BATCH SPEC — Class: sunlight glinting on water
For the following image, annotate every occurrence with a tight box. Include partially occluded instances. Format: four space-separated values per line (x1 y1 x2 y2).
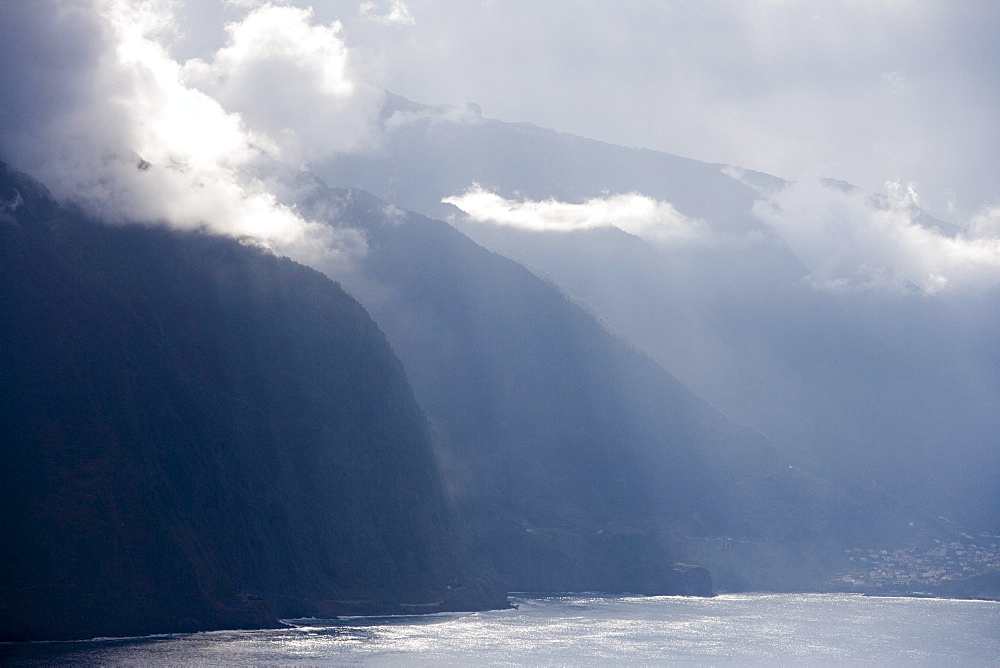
3 593 998 666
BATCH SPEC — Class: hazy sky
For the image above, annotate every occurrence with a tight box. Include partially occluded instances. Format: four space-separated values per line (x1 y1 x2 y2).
168 0 1000 224
1 0 996 232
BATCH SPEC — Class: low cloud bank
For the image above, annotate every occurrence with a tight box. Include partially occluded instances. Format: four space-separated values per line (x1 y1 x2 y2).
0 0 378 271
443 185 709 244
446 179 1000 296
753 179 1000 293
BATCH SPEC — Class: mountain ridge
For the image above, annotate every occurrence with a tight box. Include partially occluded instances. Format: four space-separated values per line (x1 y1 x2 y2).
289 179 888 594
0 160 506 641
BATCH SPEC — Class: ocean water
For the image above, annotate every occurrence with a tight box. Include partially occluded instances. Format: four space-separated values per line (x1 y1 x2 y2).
3 593 998 666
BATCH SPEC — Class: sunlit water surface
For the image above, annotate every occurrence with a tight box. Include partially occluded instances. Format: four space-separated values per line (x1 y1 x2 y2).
3 593 998 665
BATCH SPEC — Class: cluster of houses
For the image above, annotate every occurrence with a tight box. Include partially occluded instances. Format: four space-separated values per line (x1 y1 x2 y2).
837 533 999 591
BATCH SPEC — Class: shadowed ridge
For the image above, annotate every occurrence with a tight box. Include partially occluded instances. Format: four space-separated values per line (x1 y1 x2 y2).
0 160 506 642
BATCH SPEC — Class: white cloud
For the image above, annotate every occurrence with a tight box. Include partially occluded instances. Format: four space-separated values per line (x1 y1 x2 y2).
753 179 1000 293
337 0 999 225
0 0 369 273
967 205 1000 239
443 185 708 244
182 3 383 166
360 0 415 26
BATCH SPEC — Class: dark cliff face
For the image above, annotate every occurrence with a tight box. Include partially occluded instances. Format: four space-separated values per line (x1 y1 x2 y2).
0 162 504 642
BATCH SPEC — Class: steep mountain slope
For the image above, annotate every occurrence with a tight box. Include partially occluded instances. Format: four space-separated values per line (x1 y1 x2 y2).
294 181 888 594
315 95 999 535
445 215 1000 530
0 162 505 642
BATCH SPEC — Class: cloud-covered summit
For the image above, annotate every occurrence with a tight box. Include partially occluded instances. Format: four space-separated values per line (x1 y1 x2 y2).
0 0 377 269
753 179 1000 294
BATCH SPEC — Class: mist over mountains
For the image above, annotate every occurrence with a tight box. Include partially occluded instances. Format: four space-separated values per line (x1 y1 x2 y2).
1 0 997 643
318 94 1000 534
292 180 902 594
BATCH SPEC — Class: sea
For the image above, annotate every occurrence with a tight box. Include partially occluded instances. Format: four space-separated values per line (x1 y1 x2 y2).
2 593 998 666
